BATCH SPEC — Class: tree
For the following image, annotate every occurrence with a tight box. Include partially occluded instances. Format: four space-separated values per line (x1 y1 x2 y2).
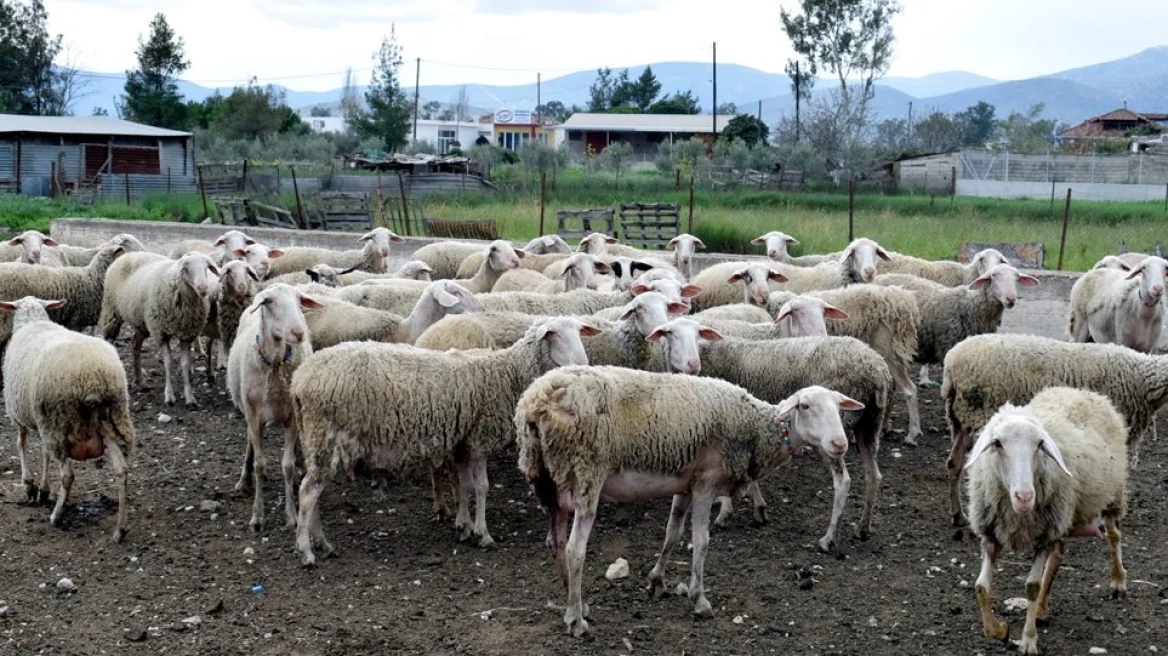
419 100 441 119
119 13 189 129
996 103 1060 152
784 57 815 141
913 111 961 152
535 100 570 123
212 80 300 141
781 0 901 170
716 102 738 115
340 66 362 128
0 0 63 115
648 91 701 115
48 44 92 116
720 114 769 146
627 66 661 112
954 101 996 147
91 106 108 116
451 85 470 123
351 28 413 152
872 117 912 158
587 67 615 112
607 69 634 109
310 105 332 117
600 141 634 189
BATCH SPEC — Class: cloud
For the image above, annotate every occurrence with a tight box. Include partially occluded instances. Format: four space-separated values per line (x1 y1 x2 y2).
473 0 662 15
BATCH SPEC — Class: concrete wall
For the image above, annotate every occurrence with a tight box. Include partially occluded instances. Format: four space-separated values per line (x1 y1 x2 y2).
52 217 1160 346
958 179 1168 202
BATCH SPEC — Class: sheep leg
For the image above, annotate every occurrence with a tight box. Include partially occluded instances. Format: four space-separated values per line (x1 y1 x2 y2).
1104 514 1127 599
204 336 216 385
454 461 474 539
37 440 51 504
281 424 299 529
974 539 1009 641
245 407 266 532
234 436 255 493
819 454 851 554
747 481 767 525
855 431 883 541
161 340 176 406
686 490 716 619
295 469 333 567
469 458 495 548
917 364 935 387
647 493 691 600
563 492 599 638
179 340 197 409
428 463 451 521
553 500 572 588
890 361 922 444
713 495 733 526
106 440 129 543
49 458 74 528
16 425 37 501
130 331 147 389
1018 547 1051 655
1034 541 1064 619
946 428 969 527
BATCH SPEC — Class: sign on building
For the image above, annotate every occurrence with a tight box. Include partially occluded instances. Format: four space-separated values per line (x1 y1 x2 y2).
494 109 533 125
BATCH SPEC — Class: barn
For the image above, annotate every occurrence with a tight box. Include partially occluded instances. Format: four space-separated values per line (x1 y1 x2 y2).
0 114 196 200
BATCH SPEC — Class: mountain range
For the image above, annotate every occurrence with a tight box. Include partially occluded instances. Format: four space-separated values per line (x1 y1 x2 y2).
73 46 1168 129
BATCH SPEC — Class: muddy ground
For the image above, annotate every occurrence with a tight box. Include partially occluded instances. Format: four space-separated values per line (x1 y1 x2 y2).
0 349 1165 656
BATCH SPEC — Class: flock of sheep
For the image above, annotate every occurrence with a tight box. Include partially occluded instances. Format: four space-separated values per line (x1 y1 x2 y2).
0 221 1164 652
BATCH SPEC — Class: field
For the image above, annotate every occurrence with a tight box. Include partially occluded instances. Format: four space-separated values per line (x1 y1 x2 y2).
3 166 1168 272
0 343 1165 655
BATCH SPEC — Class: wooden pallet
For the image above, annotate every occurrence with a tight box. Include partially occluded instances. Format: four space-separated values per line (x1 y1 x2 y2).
312 191 373 231
617 202 681 250
423 217 499 240
555 209 615 244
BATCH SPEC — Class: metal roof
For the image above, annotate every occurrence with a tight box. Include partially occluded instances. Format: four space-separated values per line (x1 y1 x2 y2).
0 114 191 138
560 113 735 134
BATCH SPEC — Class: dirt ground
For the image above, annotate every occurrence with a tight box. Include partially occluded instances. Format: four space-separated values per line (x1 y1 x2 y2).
0 348 1165 656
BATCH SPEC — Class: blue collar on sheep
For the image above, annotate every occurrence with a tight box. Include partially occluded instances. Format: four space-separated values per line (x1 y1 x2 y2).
778 416 805 458
255 334 294 366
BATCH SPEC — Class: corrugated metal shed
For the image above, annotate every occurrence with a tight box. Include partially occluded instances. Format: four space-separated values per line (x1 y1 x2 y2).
561 113 734 134
0 144 12 176
0 114 191 138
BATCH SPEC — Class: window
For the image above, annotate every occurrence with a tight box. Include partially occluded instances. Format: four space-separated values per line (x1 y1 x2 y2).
312 120 325 129
498 131 529 151
437 129 456 153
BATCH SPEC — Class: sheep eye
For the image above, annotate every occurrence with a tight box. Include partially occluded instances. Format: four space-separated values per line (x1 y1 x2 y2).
991 439 1001 449
799 402 809 410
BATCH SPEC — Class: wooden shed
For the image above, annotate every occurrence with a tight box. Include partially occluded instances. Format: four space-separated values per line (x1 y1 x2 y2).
887 151 959 194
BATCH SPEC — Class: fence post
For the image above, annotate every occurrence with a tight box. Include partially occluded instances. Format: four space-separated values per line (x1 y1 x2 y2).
167 167 172 194
50 161 56 198
241 159 249 192
1057 188 1072 271
397 173 410 236
687 171 695 234
1050 180 1056 212
539 170 547 237
197 165 209 219
124 174 131 205
848 178 856 242
1164 181 1168 214
950 165 956 205
675 168 681 191
291 165 307 230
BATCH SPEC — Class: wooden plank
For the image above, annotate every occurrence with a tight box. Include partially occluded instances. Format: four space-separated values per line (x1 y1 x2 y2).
618 202 680 250
556 209 615 242
423 218 498 240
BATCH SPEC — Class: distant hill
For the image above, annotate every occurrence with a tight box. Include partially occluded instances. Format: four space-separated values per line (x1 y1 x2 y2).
70 45 1168 129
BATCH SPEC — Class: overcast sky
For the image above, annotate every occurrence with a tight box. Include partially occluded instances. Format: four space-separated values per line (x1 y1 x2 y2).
47 0 1168 91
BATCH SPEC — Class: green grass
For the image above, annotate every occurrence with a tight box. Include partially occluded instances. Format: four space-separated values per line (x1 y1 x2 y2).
0 193 208 233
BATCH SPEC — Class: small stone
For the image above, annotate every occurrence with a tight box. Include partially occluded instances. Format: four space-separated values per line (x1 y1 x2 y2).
605 557 630 581
243 547 255 557
125 628 147 642
1004 597 1028 612
867 616 879 627
209 513 218 521
0 606 9 618
1089 648 1107 655
157 414 172 424
199 500 221 512
182 616 201 627
1148 646 1158 653
733 615 744 624
206 599 224 616
55 578 75 592
959 580 970 588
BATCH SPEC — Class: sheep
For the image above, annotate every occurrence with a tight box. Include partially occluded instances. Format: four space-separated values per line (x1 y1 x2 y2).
204 260 261 383
456 248 567 279
873 263 1040 386
601 255 682 291
524 234 572 254
232 243 286 280
167 229 256 264
411 240 485 279
265 263 358 288
475 288 634 316
877 247 1007 286
1068 254 1168 353
303 279 483 350
339 278 432 315
52 234 146 267
99 251 220 408
450 240 526 293
667 233 705 280
227 283 324 531
515 366 863 634
1 296 134 542
941 333 1168 525
692 303 773 323
1093 255 1132 271
326 260 437 286
576 231 665 260
965 386 1128 655
266 227 405 277
291 316 601 566
0 236 144 354
680 334 891 552
1 230 63 265
1117 251 1153 268
698 295 849 340
492 253 610 293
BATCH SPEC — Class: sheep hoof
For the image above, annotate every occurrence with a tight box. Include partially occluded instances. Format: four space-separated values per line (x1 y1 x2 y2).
249 518 263 533
24 482 38 502
751 507 768 526
951 513 969 528
185 401 199 411
36 487 50 504
477 534 496 548
855 525 871 541
112 527 126 543
692 597 714 619
566 616 589 638
646 579 664 601
300 553 316 568
817 536 836 554
1109 584 1127 600
982 617 1009 642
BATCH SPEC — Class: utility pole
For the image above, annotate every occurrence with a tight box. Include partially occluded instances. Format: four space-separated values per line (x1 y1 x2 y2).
907 101 913 143
757 99 762 122
536 72 542 141
794 61 802 142
412 58 421 143
712 42 718 139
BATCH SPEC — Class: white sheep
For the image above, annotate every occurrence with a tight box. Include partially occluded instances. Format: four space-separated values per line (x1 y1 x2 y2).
452 240 526 293
2 230 63 265
475 288 634 316
965 386 1127 655
873 263 1040 386
304 280 483 349
877 247 1007 286
231 243 286 280
942 333 1168 525
1 296 135 542
340 278 432 315
752 231 832 267
691 303 773 323
330 260 437 286
1117 251 1153 268
99 251 220 408
227 283 324 531
204 260 261 383
515 366 862 634
1092 255 1132 271
167 229 256 264
491 253 610 293
524 234 572 254
456 249 568 279
266 227 404 277
667 233 705 280
697 295 849 340
1068 254 1168 353
265 263 357 288
291 316 600 566
412 240 487 279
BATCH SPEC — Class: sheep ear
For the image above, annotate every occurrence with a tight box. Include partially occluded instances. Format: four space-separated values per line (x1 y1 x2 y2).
776 393 800 417
245 265 260 281
514 248 527 259
876 246 892 262
823 303 849 320
964 430 997 469
605 236 618 244
785 236 800 246
968 274 991 290
697 326 724 341
609 262 624 278
1017 274 1040 287
727 271 747 284
631 261 654 274
213 235 227 247
0 301 17 312
645 327 668 343
666 301 690 314
389 231 406 244
593 261 612 274
7 236 23 246
630 283 651 296
833 391 865 411
244 236 257 245
619 305 638 321
774 303 794 324
267 248 285 259
246 298 265 314
340 266 360 275
767 270 788 283
750 236 766 245
693 238 706 250
1125 265 1145 280
434 287 461 308
1038 433 1072 476
42 237 59 247
207 263 221 277
578 323 602 337
306 269 321 282
43 298 67 310
667 236 679 250
679 284 702 298
232 247 247 258
299 294 325 310
358 232 373 242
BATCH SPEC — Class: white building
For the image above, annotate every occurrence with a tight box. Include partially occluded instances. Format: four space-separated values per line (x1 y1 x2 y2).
303 116 347 134
412 119 493 154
